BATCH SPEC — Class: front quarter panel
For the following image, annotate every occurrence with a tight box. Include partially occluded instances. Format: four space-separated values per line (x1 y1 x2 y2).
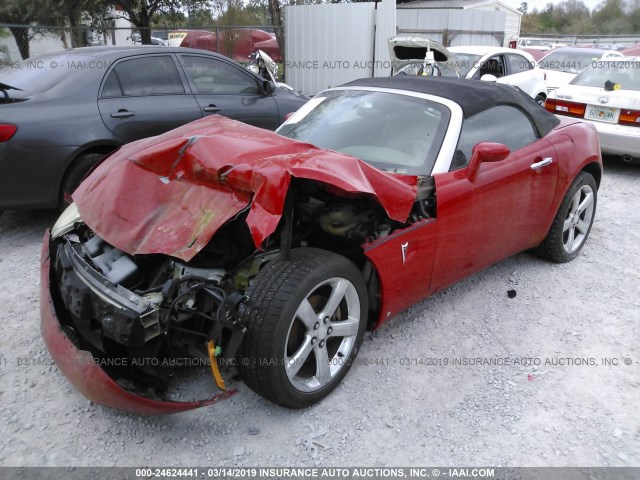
364 219 437 328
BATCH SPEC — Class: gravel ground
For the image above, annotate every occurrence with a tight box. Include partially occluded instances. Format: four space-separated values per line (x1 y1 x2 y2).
0 157 638 468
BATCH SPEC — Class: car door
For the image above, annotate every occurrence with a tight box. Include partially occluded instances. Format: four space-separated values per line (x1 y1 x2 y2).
498 53 541 98
177 54 280 130
429 105 559 292
98 54 202 143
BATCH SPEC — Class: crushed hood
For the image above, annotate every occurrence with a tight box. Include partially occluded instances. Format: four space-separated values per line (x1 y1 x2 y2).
73 115 418 261
388 34 458 76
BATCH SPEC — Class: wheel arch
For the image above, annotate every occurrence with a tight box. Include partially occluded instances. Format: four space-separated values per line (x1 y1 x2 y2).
581 161 602 189
59 141 121 193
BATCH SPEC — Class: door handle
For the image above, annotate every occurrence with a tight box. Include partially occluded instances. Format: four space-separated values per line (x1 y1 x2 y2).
531 157 553 170
110 109 134 118
203 105 221 113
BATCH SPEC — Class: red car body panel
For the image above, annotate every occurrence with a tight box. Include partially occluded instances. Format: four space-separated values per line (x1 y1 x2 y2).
623 44 640 56
548 117 602 200
430 137 560 292
178 29 282 63
364 219 437 326
73 115 418 262
40 231 237 415
363 119 600 325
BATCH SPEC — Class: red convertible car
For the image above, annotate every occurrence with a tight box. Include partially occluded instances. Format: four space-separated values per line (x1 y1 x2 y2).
40 77 602 415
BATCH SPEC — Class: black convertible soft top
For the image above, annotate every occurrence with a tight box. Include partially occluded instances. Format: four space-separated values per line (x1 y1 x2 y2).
343 76 560 137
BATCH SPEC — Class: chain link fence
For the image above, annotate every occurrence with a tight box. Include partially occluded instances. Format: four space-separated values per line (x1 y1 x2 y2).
0 24 283 65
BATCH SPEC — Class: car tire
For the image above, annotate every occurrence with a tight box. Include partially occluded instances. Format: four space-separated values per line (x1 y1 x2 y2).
58 153 105 210
534 171 597 263
237 248 368 408
535 93 546 106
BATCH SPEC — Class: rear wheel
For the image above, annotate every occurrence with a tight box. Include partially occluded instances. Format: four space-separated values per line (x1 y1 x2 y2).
58 153 106 210
534 171 597 263
237 248 368 408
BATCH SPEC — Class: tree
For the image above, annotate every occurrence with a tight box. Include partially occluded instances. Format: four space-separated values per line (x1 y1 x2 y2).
245 0 270 25
592 0 632 33
49 0 111 48
267 0 284 58
187 6 215 27
521 8 544 33
551 0 591 33
112 0 178 44
151 10 186 28
630 0 640 32
518 2 528 14
213 0 239 56
0 0 41 59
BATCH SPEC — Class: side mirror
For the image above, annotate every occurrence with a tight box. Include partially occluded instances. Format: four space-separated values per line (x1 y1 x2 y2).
466 142 510 182
262 80 274 95
480 74 498 82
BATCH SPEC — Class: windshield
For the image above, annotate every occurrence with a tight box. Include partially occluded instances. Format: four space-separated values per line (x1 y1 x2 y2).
571 60 640 91
0 53 78 97
396 62 459 77
395 53 480 78
522 39 547 47
539 50 605 73
277 90 451 175
449 53 482 77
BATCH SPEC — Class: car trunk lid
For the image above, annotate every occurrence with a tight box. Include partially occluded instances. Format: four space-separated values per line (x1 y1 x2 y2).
388 34 459 76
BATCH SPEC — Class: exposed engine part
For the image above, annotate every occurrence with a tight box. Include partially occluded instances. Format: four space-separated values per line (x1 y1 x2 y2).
53 227 249 372
55 242 163 348
414 176 437 219
82 234 141 287
319 204 370 236
294 178 435 251
232 251 281 291
172 261 225 284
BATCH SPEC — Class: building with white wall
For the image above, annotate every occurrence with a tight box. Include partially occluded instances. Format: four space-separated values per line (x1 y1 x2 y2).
285 0 522 94
397 0 522 47
285 0 396 95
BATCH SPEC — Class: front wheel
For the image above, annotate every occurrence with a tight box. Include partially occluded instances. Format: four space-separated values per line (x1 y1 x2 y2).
534 171 597 263
237 248 368 408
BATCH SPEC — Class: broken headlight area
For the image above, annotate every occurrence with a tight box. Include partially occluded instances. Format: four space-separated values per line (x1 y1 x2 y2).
50 223 250 400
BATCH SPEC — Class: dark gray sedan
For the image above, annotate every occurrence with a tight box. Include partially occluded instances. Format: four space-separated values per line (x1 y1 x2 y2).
0 46 308 210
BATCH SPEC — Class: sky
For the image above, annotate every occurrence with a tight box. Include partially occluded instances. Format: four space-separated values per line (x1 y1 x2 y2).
501 0 605 13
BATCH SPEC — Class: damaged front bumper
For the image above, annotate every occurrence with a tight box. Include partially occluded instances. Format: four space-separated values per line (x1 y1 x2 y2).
40 230 237 415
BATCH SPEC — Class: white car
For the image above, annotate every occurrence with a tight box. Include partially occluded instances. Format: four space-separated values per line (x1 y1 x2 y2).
545 57 640 163
389 37 548 105
539 47 623 95
447 46 548 104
